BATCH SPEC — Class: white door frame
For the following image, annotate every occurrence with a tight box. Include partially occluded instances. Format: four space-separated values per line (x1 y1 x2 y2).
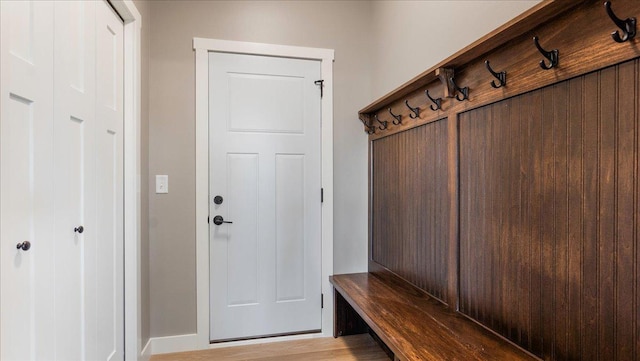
194 38 334 350
106 1 144 360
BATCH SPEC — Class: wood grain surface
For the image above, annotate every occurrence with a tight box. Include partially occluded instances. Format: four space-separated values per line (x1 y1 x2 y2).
371 120 450 303
459 57 640 360
330 273 539 361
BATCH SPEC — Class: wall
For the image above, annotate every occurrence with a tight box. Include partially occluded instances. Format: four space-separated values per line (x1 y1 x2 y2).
145 0 541 339
132 0 151 349
370 1 540 99
147 0 374 337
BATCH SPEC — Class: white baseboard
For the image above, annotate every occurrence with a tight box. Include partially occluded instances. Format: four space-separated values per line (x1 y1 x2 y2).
149 333 199 355
139 338 152 360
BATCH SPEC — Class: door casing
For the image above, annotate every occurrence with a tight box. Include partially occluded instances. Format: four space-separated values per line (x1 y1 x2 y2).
194 38 334 352
109 1 144 359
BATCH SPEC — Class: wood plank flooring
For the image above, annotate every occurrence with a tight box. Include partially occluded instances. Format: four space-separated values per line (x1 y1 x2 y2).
150 334 390 361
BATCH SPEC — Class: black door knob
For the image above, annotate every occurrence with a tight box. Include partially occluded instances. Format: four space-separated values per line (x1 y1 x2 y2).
74 226 84 234
213 195 223 205
16 241 31 251
213 215 232 226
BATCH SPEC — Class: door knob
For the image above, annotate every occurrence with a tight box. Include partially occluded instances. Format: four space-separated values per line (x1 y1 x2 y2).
213 215 232 226
16 241 31 251
74 226 84 234
213 195 223 205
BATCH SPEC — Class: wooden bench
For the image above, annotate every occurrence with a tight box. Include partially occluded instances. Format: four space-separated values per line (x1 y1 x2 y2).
330 272 539 361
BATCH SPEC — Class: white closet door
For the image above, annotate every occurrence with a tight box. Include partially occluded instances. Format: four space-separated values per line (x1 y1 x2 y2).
0 2 55 360
1 1 124 360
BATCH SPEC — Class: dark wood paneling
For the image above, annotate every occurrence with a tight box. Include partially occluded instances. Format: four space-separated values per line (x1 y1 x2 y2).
371 120 450 302
459 58 640 360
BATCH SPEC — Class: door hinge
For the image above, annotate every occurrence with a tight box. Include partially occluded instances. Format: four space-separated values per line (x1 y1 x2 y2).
314 80 324 98
321 293 324 308
321 188 324 203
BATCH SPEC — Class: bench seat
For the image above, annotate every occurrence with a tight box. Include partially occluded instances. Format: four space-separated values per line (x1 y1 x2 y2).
330 272 538 361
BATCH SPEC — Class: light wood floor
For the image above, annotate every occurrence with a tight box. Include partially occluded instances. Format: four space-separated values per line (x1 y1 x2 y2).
150 334 390 361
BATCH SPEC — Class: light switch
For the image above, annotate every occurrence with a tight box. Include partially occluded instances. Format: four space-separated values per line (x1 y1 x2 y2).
156 175 169 194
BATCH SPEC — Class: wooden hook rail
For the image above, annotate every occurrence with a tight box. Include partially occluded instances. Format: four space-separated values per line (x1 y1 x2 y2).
358 0 640 138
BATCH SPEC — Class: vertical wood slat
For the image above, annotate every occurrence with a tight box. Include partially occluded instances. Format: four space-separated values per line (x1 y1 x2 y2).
371 119 450 302
458 58 639 360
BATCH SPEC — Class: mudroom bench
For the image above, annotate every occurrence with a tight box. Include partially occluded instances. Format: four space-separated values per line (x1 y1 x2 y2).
340 0 640 360
330 272 537 361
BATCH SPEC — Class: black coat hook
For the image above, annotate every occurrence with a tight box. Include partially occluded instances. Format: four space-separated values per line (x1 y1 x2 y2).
425 90 442 111
533 36 559 70
605 1 636 43
485 60 506 88
388 108 402 125
405 100 420 119
360 117 375 134
450 77 469 101
374 113 388 130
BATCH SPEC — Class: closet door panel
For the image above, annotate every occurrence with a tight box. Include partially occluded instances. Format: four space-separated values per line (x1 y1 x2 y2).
52 3 97 359
0 2 55 360
94 1 124 359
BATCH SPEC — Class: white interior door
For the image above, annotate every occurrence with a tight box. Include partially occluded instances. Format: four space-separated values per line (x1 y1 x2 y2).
1 1 124 360
209 52 322 341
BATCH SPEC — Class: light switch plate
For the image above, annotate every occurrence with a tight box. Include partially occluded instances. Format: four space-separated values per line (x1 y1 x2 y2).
156 175 169 194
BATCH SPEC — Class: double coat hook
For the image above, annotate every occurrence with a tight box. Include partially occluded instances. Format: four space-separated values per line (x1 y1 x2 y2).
374 113 388 130
425 90 442 111
604 1 636 43
450 77 469 101
485 60 506 88
533 36 559 70
405 100 420 119
388 108 402 125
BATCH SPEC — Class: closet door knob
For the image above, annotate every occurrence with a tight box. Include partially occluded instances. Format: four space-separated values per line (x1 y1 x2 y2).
74 226 84 234
16 241 31 251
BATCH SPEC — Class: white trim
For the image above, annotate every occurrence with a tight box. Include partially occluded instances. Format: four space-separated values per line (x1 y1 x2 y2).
194 46 210 348
140 339 152 361
111 1 143 360
149 334 199 355
193 38 333 61
194 38 335 350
